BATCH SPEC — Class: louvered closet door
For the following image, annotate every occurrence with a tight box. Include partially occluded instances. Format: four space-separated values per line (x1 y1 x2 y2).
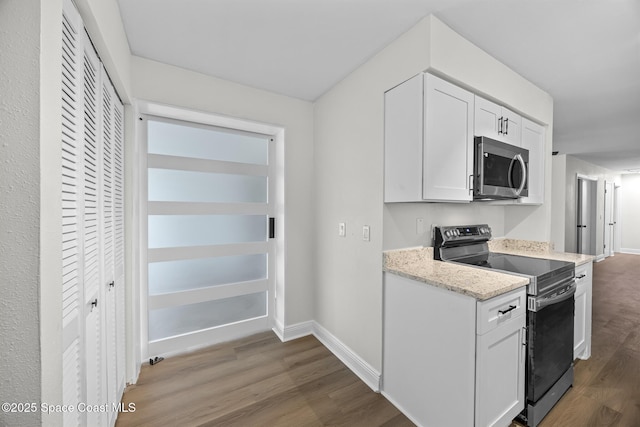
82 30 107 427
61 3 84 426
101 69 126 426
113 82 126 399
62 2 126 426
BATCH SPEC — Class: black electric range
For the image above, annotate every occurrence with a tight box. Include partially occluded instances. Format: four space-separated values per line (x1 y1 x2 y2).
433 224 576 427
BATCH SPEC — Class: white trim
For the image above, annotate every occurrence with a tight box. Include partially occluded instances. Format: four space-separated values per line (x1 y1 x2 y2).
148 153 268 176
148 316 269 358
620 248 640 255
273 320 314 342
595 254 606 262
312 322 381 392
148 279 268 310
148 242 268 263
148 201 268 216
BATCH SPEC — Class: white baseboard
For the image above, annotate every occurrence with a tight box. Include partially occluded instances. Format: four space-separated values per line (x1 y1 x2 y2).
272 320 382 392
595 254 606 262
312 322 381 392
273 320 314 342
621 248 640 255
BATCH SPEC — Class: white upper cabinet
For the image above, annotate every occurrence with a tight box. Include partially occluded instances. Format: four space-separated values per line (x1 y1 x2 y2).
384 73 474 203
518 118 545 205
475 96 521 146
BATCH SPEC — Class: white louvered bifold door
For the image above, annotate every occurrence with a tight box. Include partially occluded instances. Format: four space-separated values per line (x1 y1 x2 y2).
83 30 107 427
61 1 126 426
113 91 126 396
101 69 122 427
61 2 84 426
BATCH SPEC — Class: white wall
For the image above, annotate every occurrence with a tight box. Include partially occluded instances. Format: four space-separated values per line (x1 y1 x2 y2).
620 174 640 253
314 17 432 372
562 155 621 255
314 14 553 373
0 2 44 426
551 154 568 251
131 56 316 330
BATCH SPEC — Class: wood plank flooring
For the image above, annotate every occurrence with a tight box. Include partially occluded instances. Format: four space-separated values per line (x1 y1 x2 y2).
116 332 413 427
118 253 639 427
513 253 640 427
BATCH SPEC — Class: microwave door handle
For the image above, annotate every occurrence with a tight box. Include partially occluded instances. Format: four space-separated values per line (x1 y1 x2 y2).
515 154 527 196
508 156 516 190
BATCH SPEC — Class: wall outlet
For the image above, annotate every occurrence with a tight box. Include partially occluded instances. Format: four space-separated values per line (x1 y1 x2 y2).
363 225 370 241
339 222 346 237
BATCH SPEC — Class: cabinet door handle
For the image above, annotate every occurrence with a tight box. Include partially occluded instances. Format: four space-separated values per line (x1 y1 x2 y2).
498 117 503 134
505 118 509 135
498 305 517 315
90 298 98 312
576 274 586 280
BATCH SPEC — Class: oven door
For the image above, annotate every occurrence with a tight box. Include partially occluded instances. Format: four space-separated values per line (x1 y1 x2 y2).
474 136 529 199
526 281 576 403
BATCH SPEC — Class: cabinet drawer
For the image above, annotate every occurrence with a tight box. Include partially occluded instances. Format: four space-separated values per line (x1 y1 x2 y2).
477 288 526 335
575 263 589 284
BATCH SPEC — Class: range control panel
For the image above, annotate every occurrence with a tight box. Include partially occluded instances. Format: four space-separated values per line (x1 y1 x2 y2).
434 224 492 246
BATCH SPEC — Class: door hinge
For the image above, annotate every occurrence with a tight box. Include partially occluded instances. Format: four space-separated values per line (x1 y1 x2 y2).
269 217 276 239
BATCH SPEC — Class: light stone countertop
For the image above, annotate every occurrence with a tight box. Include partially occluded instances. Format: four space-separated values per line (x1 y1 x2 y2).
383 247 529 301
488 238 596 266
383 239 596 301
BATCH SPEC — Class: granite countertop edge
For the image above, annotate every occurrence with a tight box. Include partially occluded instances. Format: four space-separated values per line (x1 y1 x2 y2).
383 247 529 301
383 240 596 301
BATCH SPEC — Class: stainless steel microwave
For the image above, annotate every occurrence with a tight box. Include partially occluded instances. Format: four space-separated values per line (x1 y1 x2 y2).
473 136 529 200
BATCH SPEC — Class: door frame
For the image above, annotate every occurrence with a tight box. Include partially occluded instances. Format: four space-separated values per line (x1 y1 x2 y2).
130 101 286 369
576 174 598 256
604 181 614 257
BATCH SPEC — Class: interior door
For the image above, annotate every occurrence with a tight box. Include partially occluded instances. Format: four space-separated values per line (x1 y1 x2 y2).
604 181 614 257
577 178 596 255
82 31 107 427
143 115 275 357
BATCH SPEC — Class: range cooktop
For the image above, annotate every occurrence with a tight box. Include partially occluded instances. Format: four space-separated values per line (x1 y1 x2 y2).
455 252 574 279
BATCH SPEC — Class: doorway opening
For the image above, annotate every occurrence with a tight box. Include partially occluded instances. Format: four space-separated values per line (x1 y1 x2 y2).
136 105 285 360
576 176 597 255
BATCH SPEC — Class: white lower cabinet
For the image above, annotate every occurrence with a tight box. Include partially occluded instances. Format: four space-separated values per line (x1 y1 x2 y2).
573 262 593 360
383 273 526 427
475 310 526 427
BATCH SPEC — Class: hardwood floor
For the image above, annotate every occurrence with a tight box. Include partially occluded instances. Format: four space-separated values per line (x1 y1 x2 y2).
514 253 640 427
118 254 639 427
116 332 413 427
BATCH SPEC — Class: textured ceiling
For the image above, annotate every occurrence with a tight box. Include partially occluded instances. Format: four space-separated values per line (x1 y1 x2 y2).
117 0 640 172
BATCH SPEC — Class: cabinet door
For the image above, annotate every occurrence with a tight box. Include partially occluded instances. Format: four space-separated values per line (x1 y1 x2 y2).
501 107 521 146
518 118 545 205
423 73 474 202
475 96 502 140
475 96 521 146
574 263 593 360
476 315 526 427
573 282 587 359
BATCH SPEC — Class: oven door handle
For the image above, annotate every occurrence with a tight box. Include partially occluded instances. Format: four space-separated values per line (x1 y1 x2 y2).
508 153 527 196
535 281 577 311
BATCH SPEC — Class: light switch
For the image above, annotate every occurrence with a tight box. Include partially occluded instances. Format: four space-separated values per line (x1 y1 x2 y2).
363 225 370 241
339 222 346 237
416 218 424 235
